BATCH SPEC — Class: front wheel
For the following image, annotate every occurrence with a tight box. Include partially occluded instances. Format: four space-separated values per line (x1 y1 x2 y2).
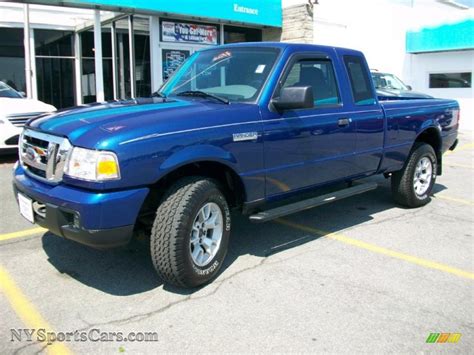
150 177 231 288
391 142 437 208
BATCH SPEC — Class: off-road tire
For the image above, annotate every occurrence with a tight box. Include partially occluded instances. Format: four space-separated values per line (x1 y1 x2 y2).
391 142 437 208
150 177 231 288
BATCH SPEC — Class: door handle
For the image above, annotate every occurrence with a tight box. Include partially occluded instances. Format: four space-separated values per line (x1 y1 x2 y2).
338 118 352 127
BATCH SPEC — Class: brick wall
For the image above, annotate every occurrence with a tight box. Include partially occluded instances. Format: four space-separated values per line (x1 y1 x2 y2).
263 3 314 43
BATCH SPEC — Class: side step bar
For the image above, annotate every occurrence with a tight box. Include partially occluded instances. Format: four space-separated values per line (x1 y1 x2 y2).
249 182 378 223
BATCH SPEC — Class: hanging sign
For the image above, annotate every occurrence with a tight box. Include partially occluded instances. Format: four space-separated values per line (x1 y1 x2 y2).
162 21 218 45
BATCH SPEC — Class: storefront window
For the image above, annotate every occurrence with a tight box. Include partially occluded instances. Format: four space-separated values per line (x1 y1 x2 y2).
36 57 75 109
80 29 114 103
35 29 75 109
35 29 74 57
0 28 25 94
101 24 114 101
115 17 131 99
224 25 262 44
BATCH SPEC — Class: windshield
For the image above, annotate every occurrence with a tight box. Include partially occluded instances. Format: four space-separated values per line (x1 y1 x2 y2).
0 81 22 98
371 73 408 91
159 47 280 103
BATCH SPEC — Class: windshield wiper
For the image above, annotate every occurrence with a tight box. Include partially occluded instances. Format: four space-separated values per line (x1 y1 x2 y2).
152 91 167 100
176 90 229 104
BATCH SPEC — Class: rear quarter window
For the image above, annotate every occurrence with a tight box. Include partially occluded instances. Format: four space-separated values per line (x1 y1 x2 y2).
344 55 376 105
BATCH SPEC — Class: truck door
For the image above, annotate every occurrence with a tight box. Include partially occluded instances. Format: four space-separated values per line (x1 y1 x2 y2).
341 53 385 175
262 53 358 197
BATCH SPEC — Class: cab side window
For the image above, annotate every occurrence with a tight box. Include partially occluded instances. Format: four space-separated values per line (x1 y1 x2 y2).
281 58 341 106
343 55 376 105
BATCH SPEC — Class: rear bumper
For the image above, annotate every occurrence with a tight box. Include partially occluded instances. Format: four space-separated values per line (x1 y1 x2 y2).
13 165 149 249
449 138 458 151
441 131 458 154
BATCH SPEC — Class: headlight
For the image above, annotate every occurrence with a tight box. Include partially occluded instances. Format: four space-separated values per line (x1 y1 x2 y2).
65 147 120 181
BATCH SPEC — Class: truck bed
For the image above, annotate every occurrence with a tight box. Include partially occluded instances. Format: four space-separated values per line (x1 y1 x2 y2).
378 98 459 173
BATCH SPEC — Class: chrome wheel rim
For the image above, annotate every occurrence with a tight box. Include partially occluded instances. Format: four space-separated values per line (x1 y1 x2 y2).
413 157 433 196
190 202 224 267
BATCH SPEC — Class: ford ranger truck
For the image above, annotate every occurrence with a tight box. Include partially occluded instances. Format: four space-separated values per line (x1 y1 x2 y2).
13 43 459 288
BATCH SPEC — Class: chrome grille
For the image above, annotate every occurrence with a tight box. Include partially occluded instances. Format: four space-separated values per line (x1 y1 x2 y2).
7 112 44 127
20 129 71 183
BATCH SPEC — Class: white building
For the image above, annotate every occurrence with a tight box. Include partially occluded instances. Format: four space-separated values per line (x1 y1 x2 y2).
282 0 473 130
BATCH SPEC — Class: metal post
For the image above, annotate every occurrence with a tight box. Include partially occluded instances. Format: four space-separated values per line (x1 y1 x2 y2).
74 32 83 105
94 10 105 102
150 16 162 92
118 34 125 98
29 28 38 100
220 23 225 45
111 22 118 100
128 15 136 98
23 4 32 98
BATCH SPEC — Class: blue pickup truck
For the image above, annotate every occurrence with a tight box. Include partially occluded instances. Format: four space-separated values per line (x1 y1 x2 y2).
13 43 459 288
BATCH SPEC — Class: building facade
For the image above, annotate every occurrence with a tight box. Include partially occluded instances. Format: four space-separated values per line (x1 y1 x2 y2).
1 0 472 130
0 0 282 109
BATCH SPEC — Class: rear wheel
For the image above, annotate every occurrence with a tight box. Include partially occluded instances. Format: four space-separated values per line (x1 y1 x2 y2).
391 143 437 208
150 177 231 288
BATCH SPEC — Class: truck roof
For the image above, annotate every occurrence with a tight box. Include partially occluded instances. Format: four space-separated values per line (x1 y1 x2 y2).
203 41 363 56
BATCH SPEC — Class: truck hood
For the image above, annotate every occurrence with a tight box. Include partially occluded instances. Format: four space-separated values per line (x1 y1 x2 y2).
0 97 56 115
27 98 247 149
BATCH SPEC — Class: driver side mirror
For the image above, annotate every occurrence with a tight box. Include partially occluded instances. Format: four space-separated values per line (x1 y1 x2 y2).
272 86 314 111
406 85 412 91
19 91 26 97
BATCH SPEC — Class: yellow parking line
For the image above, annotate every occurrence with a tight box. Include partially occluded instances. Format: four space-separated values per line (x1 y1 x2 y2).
0 266 72 355
276 219 474 280
434 195 474 206
0 227 46 242
446 141 474 155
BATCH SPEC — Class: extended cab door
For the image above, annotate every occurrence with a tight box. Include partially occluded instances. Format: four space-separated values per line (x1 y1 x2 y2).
340 52 385 175
261 51 359 197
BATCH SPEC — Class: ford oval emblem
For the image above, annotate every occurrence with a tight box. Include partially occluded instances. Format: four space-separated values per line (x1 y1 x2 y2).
25 147 37 161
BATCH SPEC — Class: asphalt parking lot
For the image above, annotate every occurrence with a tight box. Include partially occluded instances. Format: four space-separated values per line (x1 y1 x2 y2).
0 132 473 354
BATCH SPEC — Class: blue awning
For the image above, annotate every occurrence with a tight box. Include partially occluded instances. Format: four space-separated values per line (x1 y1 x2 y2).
27 0 283 27
406 19 474 53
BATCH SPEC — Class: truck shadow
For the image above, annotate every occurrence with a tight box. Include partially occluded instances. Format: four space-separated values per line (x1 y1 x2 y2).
41 176 448 296
41 233 163 295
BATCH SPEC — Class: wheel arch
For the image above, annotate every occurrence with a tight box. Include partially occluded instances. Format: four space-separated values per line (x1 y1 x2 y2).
138 157 246 225
413 126 443 175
